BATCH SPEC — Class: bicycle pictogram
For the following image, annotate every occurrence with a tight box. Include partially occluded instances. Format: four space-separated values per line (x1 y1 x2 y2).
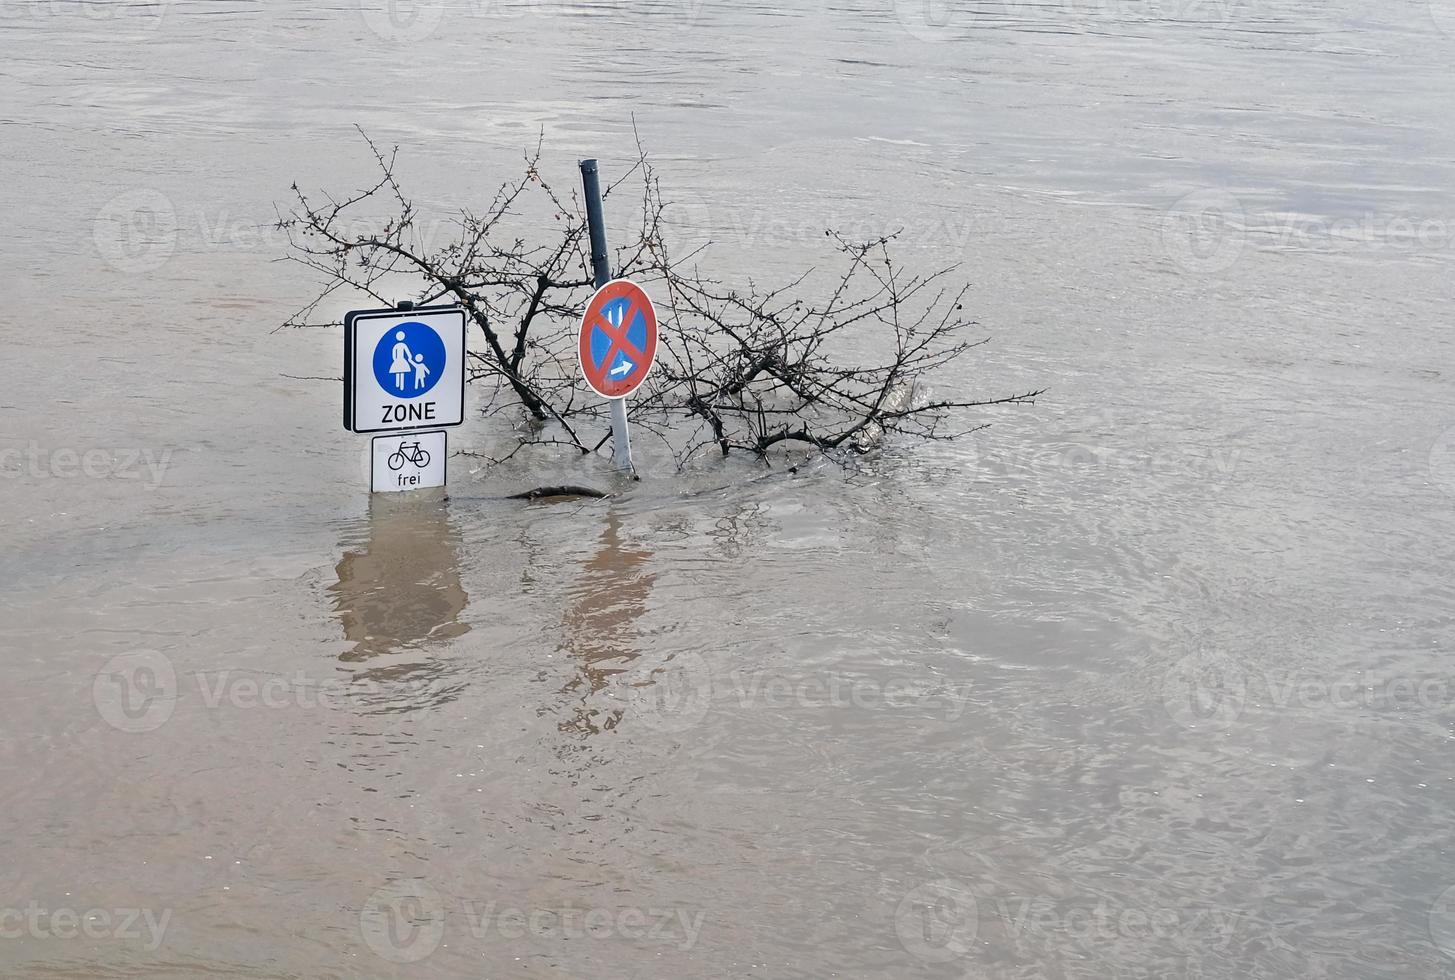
387 441 431 471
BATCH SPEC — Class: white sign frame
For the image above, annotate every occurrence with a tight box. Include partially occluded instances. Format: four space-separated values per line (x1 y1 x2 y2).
345 305 467 434
370 430 447 493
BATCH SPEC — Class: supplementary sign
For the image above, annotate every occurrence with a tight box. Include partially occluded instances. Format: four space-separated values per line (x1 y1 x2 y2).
345 305 466 433
370 430 446 493
577 279 658 399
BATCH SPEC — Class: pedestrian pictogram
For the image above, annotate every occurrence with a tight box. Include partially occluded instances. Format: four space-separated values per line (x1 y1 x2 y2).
345 305 466 434
374 322 445 398
578 279 658 400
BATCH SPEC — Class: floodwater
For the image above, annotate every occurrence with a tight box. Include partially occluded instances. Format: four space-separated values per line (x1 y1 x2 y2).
3 0 1455 976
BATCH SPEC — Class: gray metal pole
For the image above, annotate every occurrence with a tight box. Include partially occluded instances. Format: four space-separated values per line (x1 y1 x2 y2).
580 160 612 290
579 158 634 474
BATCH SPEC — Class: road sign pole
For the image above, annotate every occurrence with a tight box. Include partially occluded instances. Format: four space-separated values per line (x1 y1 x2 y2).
579 158 635 474
580 159 611 288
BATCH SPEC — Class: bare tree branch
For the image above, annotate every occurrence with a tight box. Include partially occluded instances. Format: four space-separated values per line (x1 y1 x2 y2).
278 133 1042 469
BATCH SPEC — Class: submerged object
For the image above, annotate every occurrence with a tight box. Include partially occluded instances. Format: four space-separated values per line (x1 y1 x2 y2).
505 485 611 501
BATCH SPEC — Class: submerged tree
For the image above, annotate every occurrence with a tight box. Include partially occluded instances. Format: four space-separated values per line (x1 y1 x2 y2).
277 131 1041 469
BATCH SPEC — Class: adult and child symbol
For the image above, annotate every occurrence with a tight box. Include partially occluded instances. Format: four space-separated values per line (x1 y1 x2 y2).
387 330 430 391
372 321 446 400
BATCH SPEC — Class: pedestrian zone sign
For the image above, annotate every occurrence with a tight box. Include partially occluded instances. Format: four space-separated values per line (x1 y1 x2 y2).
345 305 466 433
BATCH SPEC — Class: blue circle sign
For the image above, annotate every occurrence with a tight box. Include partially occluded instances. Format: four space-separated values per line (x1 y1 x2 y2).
372 321 446 399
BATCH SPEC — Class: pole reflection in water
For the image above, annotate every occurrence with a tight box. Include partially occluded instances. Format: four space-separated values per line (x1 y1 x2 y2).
329 493 470 676
559 509 657 735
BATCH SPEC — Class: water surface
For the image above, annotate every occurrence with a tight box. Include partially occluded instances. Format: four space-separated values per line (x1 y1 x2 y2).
3 0 1455 976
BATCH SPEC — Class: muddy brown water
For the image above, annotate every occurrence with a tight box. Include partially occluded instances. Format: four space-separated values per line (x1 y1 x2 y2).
3 0 1455 977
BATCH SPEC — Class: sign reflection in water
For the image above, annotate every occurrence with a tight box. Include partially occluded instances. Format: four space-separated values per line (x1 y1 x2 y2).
330 494 470 666
559 510 657 735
